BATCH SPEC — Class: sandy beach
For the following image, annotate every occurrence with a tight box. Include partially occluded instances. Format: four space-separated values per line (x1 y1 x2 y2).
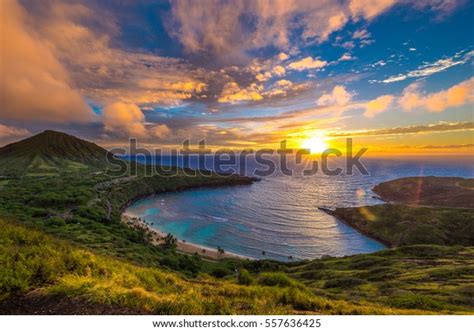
121 213 252 261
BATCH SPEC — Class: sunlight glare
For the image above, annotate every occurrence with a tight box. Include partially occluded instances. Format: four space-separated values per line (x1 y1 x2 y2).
301 136 329 154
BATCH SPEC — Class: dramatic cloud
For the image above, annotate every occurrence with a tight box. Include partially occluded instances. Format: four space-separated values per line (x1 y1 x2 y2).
380 49 473 83
168 0 462 58
275 80 293 88
288 57 328 71
399 78 474 112
1 0 470 149
103 102 148 138
151 124 172 139
272 65 286 76
218 82 263 103
102 102 171 139
360 77 473 117
364 95 395 117
0 0 95 123
317 86 353 106
19 0 208 109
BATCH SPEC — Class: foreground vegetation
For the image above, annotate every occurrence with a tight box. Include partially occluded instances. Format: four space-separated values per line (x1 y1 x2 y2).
2 218 473 314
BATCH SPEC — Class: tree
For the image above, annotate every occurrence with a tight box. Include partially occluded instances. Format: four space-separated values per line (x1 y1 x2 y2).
160 233 177 250
217 246 225 256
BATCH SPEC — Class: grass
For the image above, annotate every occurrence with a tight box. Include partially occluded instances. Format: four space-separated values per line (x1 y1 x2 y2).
284 245 474 312
333 204 474 247
2 218 422 314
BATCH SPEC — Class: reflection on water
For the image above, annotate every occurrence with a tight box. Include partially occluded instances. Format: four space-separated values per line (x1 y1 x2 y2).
125 157 473 261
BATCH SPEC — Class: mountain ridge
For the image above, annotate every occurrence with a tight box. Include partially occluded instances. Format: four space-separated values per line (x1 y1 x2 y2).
0 130 111 175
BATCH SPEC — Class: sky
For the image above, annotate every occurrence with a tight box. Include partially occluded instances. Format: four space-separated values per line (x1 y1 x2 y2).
0 0 473 155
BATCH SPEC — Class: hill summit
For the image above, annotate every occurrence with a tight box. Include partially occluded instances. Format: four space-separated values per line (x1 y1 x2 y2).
0 130 111 175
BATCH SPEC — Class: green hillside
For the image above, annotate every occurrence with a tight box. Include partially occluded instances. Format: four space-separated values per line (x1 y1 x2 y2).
333 204 474 247
2 218 473 314
0 130 111 175
373 176 474 208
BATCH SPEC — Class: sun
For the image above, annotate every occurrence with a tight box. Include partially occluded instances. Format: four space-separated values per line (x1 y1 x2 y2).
301 136 329 154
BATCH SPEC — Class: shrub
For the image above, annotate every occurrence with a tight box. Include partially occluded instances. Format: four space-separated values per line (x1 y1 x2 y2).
278 287 331 311
366 267 400 281
258 272 294 287
324 277 366 289
388 294 445 310
237 269 253 286
350 255 387 269
211 268 231 279
46 217 66 227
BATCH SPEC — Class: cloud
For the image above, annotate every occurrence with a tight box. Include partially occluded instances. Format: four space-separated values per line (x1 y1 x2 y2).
411 0 467 19
151 124 172 139
0 0 95 123
169 1 460 58
277 52 289 61
361 77 473 117
328 121 474 137
103 102 148 138
352 28 371 40
364 95 395 117
380 50 473 83
288 57 328 71
317 86 353 106
19 0 208 108
420 143 474 149
272 65 286 76
339 53 355 61
349 0 398 20
399 78 474 112
102 102 171 139
218 82 263 103
275 80 293 88
255 72 273 82
0 124 30 138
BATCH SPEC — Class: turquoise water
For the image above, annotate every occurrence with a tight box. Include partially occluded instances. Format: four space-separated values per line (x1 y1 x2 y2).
125 157 473 261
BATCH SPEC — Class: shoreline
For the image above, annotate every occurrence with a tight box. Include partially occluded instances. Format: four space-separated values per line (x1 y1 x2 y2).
121 212 253 261
321 207 392 248
119 176 260 214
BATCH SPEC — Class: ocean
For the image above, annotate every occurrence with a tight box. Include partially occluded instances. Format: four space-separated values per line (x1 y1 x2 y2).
124 155 473 261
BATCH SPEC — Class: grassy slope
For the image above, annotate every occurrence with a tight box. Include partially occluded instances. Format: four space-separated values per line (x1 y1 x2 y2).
373 176 474 208
333 204 474 247
2 218 473 314
2 218 415 314
0 130 110 175
286 245 474 312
